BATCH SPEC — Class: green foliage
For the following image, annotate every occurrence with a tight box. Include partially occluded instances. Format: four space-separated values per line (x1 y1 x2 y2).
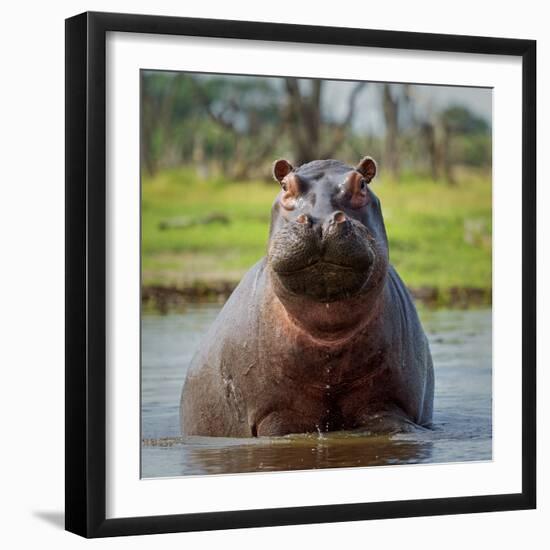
440 105 492 167
452 133 492 167
142 168 492 293
141 72 286 178
141 73 492 182
441 105 490 134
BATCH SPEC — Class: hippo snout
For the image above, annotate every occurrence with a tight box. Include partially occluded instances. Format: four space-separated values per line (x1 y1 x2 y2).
294 210 348 237
269 213 372 271
268 215 377 302
267 220 322 275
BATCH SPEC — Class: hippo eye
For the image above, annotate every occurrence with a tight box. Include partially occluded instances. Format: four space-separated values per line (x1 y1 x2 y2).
282 182 288 192
360 179 367 191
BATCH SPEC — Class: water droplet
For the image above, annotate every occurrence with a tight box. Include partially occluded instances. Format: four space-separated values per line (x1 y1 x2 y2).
315 424 325 440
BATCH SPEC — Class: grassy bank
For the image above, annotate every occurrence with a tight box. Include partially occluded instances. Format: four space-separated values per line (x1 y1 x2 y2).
142 168 491 307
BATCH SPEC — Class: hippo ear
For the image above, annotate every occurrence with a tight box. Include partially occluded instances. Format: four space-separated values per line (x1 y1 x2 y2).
272 159 294 184
356 156 377 183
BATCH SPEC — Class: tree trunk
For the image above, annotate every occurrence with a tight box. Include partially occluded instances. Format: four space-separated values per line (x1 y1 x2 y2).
442 122 455 185
284 78 323 165
421 122 438 181
141 94 157 177
383 84 400 180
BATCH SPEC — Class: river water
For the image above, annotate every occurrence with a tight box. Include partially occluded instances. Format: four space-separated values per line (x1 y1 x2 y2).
141 305 492 478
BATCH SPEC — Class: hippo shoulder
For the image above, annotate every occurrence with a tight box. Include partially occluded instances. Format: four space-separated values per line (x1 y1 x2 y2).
186 258 267 372
386 265 417 312
383 264 430 353
214 257 267 331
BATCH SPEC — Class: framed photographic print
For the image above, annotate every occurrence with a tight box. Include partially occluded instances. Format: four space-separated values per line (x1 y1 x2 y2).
65 11 536 537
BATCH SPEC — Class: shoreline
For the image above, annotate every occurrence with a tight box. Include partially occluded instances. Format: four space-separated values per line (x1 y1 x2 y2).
142 282 491 312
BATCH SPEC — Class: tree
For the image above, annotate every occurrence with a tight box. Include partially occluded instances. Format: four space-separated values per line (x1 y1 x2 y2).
141 73 187 176
284 78 322 165
283 78 367 165
416 104 490 184
381 84 414 181
382 84 400 179
188 76 284 179
438 106 491 184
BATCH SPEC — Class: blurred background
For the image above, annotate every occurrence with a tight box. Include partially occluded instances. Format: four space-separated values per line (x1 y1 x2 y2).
141 71 492 309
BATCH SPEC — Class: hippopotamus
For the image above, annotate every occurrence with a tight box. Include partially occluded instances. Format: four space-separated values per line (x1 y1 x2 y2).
180 157 434 437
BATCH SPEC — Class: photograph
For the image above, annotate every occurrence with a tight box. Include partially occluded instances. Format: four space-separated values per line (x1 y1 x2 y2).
0 0 543 543
140 70 493 478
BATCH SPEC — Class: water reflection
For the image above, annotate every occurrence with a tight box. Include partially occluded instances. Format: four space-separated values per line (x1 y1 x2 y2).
142 433 433 477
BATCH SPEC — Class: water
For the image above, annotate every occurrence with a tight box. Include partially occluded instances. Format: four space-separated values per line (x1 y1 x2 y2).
141 305 492 478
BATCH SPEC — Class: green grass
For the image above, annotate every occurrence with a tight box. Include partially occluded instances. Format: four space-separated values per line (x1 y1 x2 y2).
142 167 491 292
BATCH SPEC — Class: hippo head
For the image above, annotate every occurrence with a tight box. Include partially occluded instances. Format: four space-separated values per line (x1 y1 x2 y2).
267 157 389 323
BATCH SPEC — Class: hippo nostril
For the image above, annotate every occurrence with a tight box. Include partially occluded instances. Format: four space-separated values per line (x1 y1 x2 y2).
332 211 347 224
321 211 348 238
296 213 309 225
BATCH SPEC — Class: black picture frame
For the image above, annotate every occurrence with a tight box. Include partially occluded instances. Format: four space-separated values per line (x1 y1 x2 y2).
65 11 536 538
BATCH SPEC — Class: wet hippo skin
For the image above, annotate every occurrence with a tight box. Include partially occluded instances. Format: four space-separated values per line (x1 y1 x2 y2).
180 157 434 437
